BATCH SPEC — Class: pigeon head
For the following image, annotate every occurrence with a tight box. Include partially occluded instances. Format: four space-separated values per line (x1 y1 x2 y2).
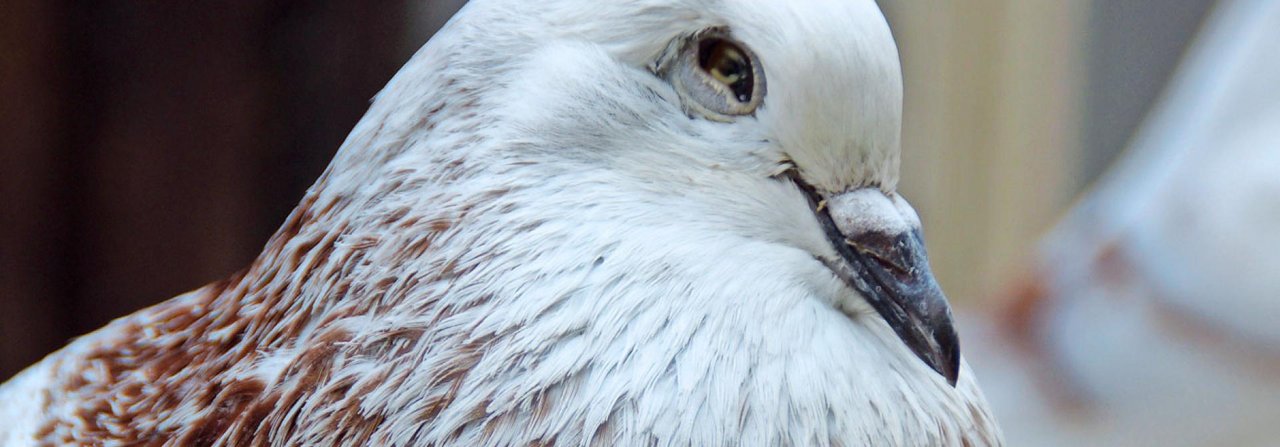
348 0 958 385
312 0 960 388
262 0 985 440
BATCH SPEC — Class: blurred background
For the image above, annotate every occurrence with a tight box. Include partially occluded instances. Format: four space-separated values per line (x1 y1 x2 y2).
1 0 463 377
4 1 1276 445
881 0 1215 308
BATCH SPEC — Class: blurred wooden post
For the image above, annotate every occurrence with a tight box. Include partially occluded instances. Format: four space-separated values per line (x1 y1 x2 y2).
881 1 1090 307
0 0 70 377
0 1 433 378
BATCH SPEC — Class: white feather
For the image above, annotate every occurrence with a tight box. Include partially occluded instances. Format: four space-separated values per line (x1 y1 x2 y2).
1 0 1001 445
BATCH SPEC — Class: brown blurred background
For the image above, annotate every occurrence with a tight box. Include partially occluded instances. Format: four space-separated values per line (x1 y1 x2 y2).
0 0 464 377
0 1 1212 379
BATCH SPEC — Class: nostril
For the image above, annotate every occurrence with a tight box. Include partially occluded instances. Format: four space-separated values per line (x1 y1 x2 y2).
845 233 914 281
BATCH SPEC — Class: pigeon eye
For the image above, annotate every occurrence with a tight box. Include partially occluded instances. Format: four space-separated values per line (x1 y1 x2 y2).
699 39 755 103
662 30 765 121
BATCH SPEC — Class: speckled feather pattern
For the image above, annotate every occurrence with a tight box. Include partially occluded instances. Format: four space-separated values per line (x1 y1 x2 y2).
0 0 1002 445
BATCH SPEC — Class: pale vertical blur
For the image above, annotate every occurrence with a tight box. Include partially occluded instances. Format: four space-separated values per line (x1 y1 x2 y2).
878 1 1089 308
876 0 1214 308
960 0 1280 444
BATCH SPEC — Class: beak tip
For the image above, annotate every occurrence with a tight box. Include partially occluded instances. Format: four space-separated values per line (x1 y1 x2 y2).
937 319 962 387
943 357 960 387
919 327 961 387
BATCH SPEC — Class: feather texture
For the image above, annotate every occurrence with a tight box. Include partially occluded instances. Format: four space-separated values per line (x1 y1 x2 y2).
1 1 1001 445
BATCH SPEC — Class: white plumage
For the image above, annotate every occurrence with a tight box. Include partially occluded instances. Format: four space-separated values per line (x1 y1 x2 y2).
0 1 1001 445
966 0 1280 445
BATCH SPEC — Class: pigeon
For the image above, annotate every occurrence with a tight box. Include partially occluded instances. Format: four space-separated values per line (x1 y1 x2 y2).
964 0 1280 445
0 0 1002 445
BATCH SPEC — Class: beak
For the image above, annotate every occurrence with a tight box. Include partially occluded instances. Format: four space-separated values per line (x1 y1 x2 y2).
788 174 961 386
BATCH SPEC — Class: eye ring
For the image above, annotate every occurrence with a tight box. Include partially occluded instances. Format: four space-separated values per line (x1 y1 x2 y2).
661 29 766 121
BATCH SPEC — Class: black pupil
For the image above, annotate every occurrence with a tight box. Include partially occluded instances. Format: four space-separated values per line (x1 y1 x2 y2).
698 39 753 103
